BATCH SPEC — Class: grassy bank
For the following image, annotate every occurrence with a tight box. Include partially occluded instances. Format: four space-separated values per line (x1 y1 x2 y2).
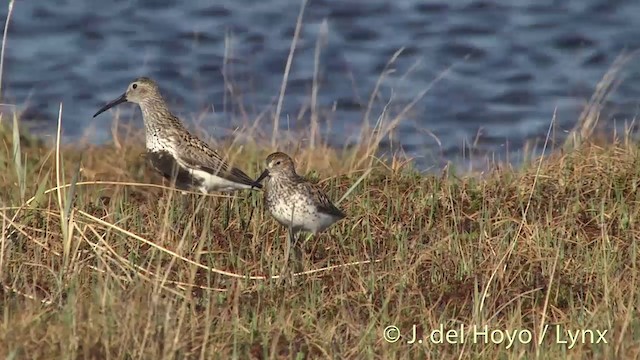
0 116 638 359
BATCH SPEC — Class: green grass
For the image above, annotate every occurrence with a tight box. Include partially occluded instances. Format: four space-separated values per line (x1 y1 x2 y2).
0 114 639 359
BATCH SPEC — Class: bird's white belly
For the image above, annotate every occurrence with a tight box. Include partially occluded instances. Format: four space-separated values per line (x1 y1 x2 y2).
270 196 334 233
189 168 252 193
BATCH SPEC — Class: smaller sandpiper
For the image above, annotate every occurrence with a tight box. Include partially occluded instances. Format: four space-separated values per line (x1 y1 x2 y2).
93 77 262 193
255 152 346 241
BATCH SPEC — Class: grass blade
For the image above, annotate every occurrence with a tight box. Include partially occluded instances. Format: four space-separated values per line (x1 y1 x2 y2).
11 112 25 202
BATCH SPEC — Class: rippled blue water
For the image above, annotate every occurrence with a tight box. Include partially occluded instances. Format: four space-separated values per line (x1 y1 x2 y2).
2 0 640 170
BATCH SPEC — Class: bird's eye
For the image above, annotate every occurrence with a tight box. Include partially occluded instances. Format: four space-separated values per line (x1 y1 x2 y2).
132 83 138 89
275 161 281 166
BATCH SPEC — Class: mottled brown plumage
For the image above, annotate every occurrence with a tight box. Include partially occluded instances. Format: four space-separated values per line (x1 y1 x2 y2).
255 152 345 235
93 77 261 192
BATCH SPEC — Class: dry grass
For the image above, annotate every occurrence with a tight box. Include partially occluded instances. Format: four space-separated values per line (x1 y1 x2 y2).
0 109 639 359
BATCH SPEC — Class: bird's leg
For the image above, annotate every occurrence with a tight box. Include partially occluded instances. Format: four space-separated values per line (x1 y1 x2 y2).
284 227 294 267
171 183 191 213
240 188 255 226
240 193 256 234
276 227 294 287
306 233 320 262
221 197 231 229
289 229 304 273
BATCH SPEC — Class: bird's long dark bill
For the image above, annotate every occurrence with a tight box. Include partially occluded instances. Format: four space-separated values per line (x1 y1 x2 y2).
255 169 270 184
93 93 127 118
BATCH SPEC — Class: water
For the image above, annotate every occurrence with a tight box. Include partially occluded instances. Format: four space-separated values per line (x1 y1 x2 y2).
2 0 640 170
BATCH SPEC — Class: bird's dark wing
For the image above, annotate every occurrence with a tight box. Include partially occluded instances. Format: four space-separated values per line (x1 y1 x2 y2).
299 182 346 219
143 150 202 190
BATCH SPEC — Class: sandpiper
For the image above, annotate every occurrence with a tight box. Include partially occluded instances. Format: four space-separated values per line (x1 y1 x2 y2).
93 77 262 193
255 152 346 240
